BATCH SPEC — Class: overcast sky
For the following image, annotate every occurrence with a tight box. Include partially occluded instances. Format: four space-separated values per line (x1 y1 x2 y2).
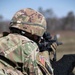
0 0 75 20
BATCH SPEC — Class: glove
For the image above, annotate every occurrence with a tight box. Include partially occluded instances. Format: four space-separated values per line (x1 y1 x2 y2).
50 42 57 52
50 42 57 61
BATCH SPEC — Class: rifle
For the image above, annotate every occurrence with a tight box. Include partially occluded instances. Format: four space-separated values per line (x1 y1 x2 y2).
38 32 62 52
38 32 75 75
38 32 63 62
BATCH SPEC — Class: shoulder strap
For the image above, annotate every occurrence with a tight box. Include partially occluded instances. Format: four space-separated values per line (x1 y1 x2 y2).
37 61 52 75
0 55 17 68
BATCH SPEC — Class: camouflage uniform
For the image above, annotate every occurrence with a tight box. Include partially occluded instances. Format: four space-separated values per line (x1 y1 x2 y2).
0 8 53 75
0 33 39 75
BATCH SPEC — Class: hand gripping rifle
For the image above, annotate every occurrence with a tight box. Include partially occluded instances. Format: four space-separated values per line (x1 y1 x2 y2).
38 32 75 75
38 32 62 61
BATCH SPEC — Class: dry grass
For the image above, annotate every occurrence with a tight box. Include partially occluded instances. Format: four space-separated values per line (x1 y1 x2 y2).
51 30 75 74
53 31 75 60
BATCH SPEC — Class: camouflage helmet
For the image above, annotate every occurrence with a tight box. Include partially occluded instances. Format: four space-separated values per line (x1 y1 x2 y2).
10 8 47 36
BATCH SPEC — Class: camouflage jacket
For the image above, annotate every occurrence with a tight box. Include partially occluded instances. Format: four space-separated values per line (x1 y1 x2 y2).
0 33 53 75
0 33 39 75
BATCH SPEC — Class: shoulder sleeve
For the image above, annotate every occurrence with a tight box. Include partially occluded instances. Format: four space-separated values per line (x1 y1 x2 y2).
22 40 39 56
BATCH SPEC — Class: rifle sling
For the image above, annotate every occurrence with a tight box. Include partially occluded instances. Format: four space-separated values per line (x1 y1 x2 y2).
0 55 16 68
37 61 52 75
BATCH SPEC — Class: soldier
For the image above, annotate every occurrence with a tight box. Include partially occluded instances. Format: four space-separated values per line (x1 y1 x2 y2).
0 8 54 75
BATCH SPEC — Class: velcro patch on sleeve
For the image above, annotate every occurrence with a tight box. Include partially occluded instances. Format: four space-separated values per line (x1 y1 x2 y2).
39 55 45 66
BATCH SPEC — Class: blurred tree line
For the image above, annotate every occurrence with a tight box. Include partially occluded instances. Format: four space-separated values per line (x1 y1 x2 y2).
0 7 75 32
0 15 10 32
38 7 75 32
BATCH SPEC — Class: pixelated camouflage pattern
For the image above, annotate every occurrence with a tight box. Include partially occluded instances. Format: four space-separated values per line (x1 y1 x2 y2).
0 62 5 69
10 8 47 36
0 33 39 74
0 67 23 75
0 33 38 62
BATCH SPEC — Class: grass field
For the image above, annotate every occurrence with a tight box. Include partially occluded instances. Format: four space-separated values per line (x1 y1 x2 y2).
51 30 75 74
51 30 75 60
